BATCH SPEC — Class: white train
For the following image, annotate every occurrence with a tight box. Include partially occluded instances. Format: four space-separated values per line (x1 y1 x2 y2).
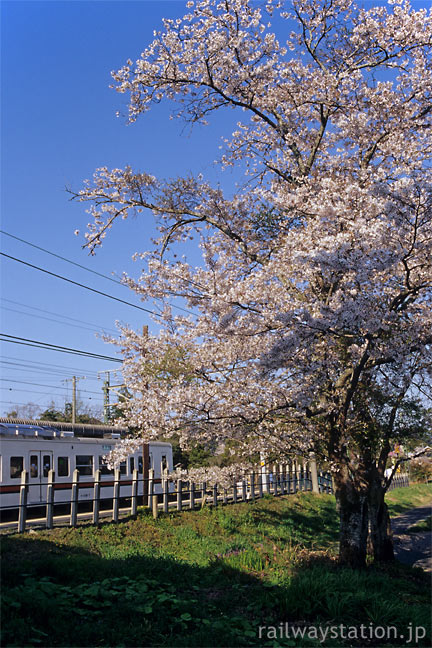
0 422 173 511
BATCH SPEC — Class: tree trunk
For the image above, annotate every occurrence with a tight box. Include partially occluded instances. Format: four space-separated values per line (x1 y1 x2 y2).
334 473 369 568
368 476 394 563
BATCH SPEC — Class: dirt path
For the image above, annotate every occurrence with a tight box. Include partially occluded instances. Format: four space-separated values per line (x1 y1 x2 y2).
391 504 432 572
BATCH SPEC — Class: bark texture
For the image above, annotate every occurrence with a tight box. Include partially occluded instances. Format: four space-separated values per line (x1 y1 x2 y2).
334 472 369 568
368 474 395 563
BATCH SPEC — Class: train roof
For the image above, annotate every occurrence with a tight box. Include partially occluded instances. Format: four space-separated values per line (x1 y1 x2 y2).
0 422 172 447
0 417 128 438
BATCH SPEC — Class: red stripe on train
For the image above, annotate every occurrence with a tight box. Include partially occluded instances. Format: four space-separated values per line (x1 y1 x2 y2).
0 478 161 494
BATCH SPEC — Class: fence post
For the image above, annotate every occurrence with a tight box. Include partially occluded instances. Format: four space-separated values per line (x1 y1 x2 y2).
273 464 278 496
289 461 294 493
112 468 120 522
296 461 302 492
201 481 207 508
46 469 55 530
266 469 270 494
262 463 268 493
163 477 169 513
92 469 101 525
152 494 158 519
233 481 238 504
300 459 307 491
279 465 285 495
310 457 319 493
70 469 79 527
189 481 195 509
223 488 228 505
242 478 247 501
131 469 138 517
258 473 263 499
213 483 218 507
250 472 255 501
147 468 154 508
18 470 28 533
177 479 183 511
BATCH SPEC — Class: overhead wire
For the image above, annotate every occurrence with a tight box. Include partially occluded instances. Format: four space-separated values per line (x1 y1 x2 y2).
0 334 123 362
0 386 104 400
2 298 118 334
2 306 118 335
0 378 102 395
1 252 163 317
0 230 123 285
1 355 111 376
1 231 196 315
0 360 102 379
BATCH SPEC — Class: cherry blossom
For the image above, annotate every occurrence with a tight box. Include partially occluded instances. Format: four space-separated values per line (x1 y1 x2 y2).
74 0 432 566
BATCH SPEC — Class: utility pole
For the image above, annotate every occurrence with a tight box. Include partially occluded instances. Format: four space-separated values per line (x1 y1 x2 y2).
72 376 77 424
102 373 110 424
63 376 84 423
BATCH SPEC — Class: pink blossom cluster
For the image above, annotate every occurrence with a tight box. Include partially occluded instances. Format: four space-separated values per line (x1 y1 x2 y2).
75 0 431 470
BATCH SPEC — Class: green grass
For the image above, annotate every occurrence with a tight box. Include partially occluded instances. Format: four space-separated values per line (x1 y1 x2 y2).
1 485 431 647
407 515 432 533
385 482 432 517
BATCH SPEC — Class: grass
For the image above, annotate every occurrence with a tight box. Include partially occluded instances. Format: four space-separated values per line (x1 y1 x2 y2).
385 482 432 517
406 515 432 534
1 485 431 647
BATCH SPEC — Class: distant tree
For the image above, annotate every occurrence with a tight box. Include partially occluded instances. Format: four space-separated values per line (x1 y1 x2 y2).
6 402 41 420
109 387 133 421
39 402 102 424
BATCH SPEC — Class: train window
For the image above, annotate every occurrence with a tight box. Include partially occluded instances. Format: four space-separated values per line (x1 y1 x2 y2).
10 456 23 479
120 461 127 475
76 455 93 476
58 457 69 477
161 455 167 472
30 455 38 478
43 455 51 478
138 456 143 474
148 453 152 469
129 457 134 474
99 456 113 476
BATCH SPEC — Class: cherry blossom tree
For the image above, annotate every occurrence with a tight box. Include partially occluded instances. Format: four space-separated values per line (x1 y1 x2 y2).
74 0 432 567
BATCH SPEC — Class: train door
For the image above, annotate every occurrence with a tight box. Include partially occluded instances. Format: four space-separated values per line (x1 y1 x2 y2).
28 451 53 503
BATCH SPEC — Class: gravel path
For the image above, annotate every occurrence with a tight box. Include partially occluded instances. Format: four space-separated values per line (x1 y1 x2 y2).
391 504 432 572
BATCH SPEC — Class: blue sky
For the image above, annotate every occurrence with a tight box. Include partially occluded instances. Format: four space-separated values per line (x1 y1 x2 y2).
1 0 428 419
1 0 238 418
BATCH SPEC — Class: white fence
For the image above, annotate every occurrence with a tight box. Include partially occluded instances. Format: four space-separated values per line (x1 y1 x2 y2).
1 461 333 532
1 466 409 533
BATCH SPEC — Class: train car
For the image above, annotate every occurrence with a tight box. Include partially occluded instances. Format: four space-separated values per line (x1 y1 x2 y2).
0 423 173 511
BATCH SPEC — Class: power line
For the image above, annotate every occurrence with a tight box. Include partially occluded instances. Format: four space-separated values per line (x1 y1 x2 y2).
0 252 163 317
0 229 123 286
0 334 123 362
2 298 118 332
0 386 104 399
1 236 196 317
1 355 104 376
2 305 118 335
0 360 101 379
0 378 102 395
0 400 47 407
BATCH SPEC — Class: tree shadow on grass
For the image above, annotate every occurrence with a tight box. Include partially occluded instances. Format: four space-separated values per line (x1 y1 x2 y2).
250 506 339 548
226 496 340 549
1 518 430 648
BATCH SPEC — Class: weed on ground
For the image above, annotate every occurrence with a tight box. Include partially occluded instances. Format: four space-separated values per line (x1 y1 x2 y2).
1 485 431 647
